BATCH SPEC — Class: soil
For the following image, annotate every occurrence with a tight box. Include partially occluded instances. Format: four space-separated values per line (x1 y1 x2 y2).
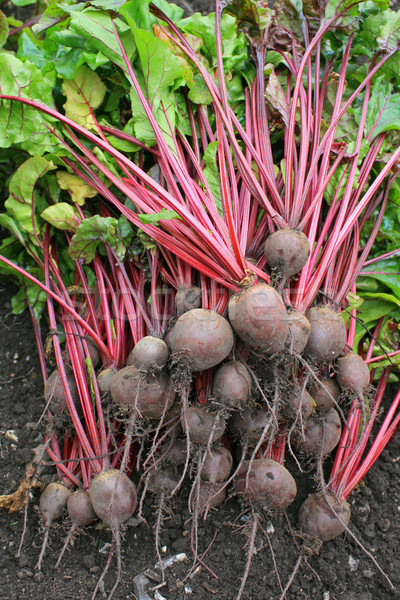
1 1 400 599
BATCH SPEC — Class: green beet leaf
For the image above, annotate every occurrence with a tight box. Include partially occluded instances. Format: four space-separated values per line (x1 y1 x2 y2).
137 209 181 224
62 65 107 130
202 141 223 215
0 10 9 47
5 157 56 236
69 9 136 74
11 283 47 320
126 27 184 149
68 215 127 263
361 259 400 301
41 203 81 231
133 27 183 97
363 76 400 140
56 171 99 206
0 54 60 155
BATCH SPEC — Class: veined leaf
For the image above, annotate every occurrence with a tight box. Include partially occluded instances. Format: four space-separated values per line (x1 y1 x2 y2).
62 65 107 130
137 209 181 224
0 10 9 47
56 171 98 206
202 141 223 215
68 215 126 263
11 283 47 320
0 54 60 154
133 27 183 96
5 157 56 236
265 64 289 127
363 76 400 140
361 260 400 301
32 4 70 34
41 202 81 231
69 9 136 75
363 10 400 53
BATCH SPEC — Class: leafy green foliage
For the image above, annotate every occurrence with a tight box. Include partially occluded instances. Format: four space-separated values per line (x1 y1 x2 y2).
127 27 184 148
41 202 80 231
137 209 181 224
0 11 9 47
68 215 131 263
0 54 60 154
62 65 107 130
55 171 99 206
68 8 136 73
5 157 56 236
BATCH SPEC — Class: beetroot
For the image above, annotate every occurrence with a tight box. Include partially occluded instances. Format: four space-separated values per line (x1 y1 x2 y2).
228 283 289 354
310 375 341 411
336 352 370 395
89 470 137 599
163 329 173 353
182 405 225 444
39 481 71 524
66 488 96 527
175 285 201 315
164 439 187 466
110 366 175 418
298 492 351 541
304 306 346 363
285 311 311 354
211 361 251 409
234 459 297 509
55 489 97 568
201 447 233 483
36 482 72 570
282 387 313 421
97 368 117 396
44 369 79 414
171 308 234 371
264 228 310 278
192 481 227 514
295 408 342 455
229 407 271 446
126 336 169 370
89 469 137 529
148 469 181 496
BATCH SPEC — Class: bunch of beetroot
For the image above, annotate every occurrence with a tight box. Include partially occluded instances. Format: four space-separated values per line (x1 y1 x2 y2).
26 221 397 599
1 0 400 598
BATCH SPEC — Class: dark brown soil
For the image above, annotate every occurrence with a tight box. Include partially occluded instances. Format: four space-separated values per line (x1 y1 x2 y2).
1 282 400 600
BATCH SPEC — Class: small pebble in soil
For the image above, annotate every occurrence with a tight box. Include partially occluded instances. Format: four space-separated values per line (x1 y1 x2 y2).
89 566 100 573
348 555 359 571
18 556 28 567
363 568 375 578
377 518 391 532
144 568 162 583
202 581 218 594
4 430 18 444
